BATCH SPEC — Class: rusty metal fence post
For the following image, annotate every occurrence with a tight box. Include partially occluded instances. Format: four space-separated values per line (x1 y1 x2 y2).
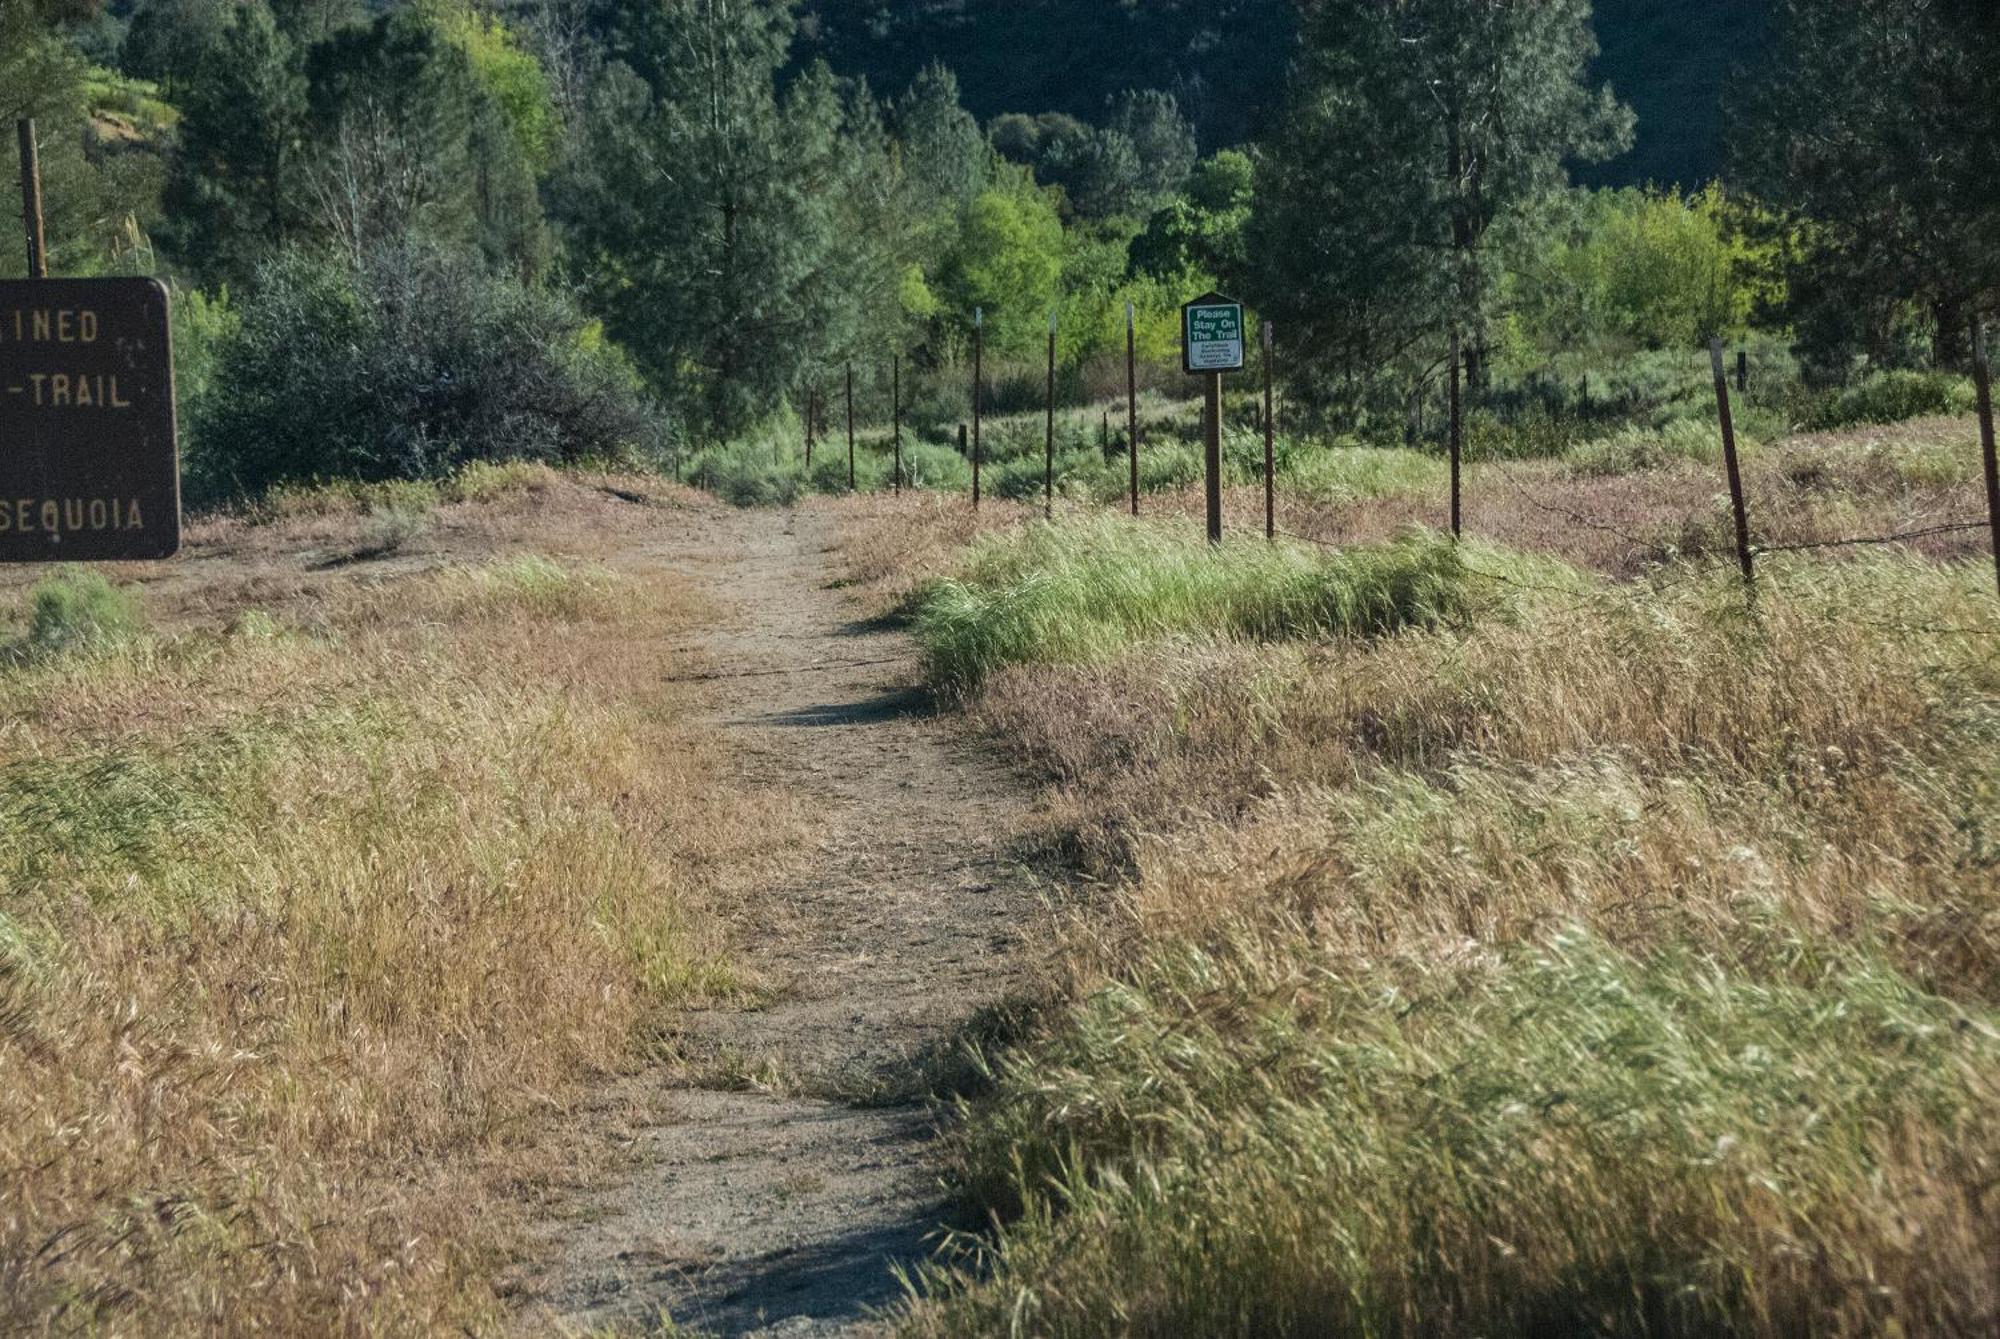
1973 317 2000 600
1263 319 1276 541
845 361 855 491
892 354 902 495
971 309 983 510
1043 311 1057 522
1709 338 1755 592
1126 300 1139 517
1448 328 1463 539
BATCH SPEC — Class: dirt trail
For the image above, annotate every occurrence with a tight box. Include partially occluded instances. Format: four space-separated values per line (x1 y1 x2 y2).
521 504 1045 1337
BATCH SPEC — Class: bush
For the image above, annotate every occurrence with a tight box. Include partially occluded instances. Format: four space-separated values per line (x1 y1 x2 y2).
1273 441 1445 500
1564 417 1730 476
189 242 667 503
915 520 1486 688
1810 370 1976 430
24 567 141 657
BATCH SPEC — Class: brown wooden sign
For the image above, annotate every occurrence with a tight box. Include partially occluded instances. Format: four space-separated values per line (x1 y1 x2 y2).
0 277 179 561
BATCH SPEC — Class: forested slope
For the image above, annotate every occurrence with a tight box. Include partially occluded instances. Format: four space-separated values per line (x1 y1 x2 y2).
796 0 1766 184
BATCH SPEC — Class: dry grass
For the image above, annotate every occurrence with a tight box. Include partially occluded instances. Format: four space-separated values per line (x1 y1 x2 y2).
1252 416 1994 577
0 487 799 1333
819 491 1035 617
826 492 2000 1336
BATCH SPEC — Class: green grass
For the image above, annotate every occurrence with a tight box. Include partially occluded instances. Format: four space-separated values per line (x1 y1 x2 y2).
914 519 1496 689
1810 370 1976 430
914 926 1998 1338
881 511 2000 1336
1564 416 1733 476
1271 440 1447 500
22 567 141 658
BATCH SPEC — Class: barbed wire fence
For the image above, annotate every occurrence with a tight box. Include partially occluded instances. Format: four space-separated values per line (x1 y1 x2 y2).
768 306 2000 642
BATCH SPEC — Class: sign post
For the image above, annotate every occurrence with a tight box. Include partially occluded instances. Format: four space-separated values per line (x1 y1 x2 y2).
17 120 47 281
0 278 180 560
1183 291 1243 544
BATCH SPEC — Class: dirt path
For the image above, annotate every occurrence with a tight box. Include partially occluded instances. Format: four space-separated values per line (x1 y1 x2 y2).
520 504 1046 1337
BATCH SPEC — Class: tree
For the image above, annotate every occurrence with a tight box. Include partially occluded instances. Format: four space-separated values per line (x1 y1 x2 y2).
1508 185 1771 352
563 0 890 438
1130 148 1253 283
161 1 308 287
1246 0 1629 419
303 8 547 276
121 0 234 95
1108 90 1195 205
3 0 167 279
935 168 1065 354
894 61 988 214
1732 0 2000 370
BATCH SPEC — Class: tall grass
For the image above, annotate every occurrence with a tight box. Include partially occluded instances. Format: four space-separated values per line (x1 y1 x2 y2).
868 500 2000 1337
914 520 1492 689
0 551 771 1332
21 566 142 657
917 928 1997 1338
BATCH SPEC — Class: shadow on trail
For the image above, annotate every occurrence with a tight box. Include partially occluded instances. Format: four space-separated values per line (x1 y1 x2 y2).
755 686 931 728
654 1216 934 1337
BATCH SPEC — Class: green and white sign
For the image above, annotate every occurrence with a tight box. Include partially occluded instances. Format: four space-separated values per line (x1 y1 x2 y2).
1182 292 1245 374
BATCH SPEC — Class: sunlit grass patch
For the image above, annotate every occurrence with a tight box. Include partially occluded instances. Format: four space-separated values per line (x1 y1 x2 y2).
0 543 759 1332
870 498 2000 1336
428 553 616 619
1564 416 1731 476
914 518 1501 689
1275 440 1447 500
18 565 142 659
442 457 562 503
915 925 2000 1338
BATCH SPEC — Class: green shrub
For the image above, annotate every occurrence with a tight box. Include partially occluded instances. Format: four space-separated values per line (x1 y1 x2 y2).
1811 370 1975 430
1278 442 1447 500
915 520 1486 688
898 440 974 491
1564 417 1731 476
692 438 806 507
23 567 141 657
190 242 666 503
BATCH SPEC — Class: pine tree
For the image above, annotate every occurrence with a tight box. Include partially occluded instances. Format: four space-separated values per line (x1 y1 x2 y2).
302 8 547 276
894 61 988 215
565 0 890 439
162 1 308 287
1732 0 2000 370
1246 0 1629 419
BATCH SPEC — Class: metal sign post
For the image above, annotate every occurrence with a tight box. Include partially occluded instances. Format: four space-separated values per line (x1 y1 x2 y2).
18 120 47 280
1182 291 1243 544
0 278 181 560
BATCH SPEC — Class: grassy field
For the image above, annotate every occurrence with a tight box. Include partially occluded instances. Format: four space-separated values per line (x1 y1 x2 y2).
0 469 799 1333
822 412 2000 1335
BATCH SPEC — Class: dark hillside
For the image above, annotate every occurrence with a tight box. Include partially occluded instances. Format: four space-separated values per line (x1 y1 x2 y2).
793 0 1296 150
796 0 1769 186
1584 0 1772 187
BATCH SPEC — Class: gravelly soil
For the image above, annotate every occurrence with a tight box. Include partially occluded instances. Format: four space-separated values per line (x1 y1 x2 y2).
515 503 1048 1337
